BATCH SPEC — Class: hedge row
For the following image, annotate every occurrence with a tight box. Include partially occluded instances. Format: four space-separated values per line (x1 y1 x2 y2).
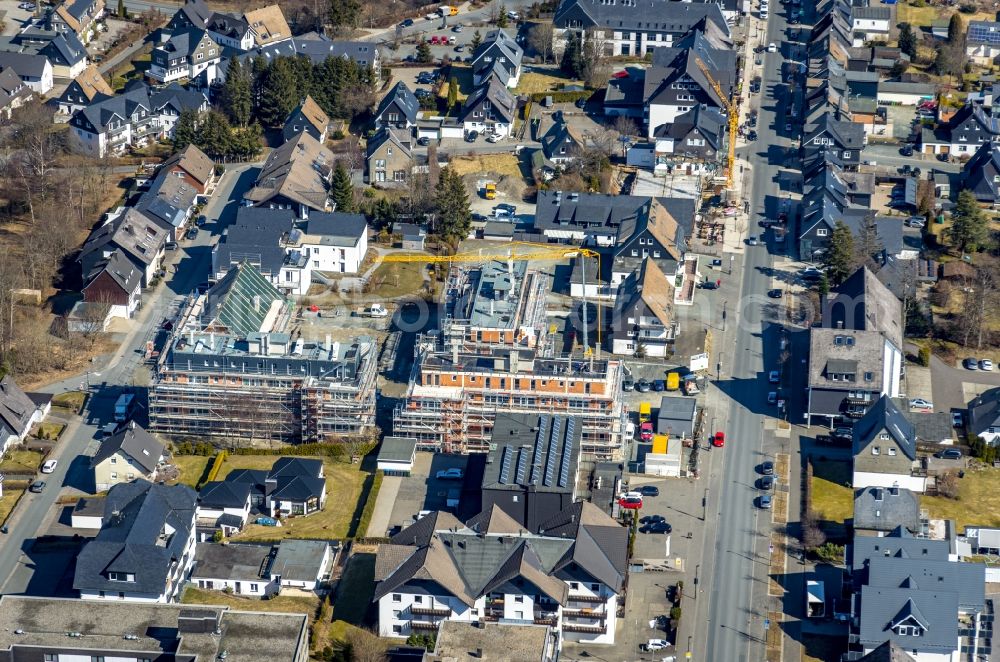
229 441 377 462
528 90 591 103
354 470 385 539
200 451 228 488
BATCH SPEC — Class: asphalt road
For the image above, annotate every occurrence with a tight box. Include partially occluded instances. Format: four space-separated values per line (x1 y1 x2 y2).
701 6 792 662
0 163 256 594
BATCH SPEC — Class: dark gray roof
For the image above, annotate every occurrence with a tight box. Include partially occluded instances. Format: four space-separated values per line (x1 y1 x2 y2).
460 77 517 124
658 396 697 421
857 642 917 662
198 480 252 509
377 437 417 464
74 82 206 134
534 191 688 239
858 586 959 654
90 421 164 474
270 539 330 581
374 82 419 125
236 31 378 68
853 486 920 533
541 120 584 160
303 211 367 243
866 556 984 612
0 376 36 438
215 207 295 277
35 31 85 67
0 51 49 78
852 5 890 19
968 387 1000 437
74 481 197 596
482 413 582 494
644 30 736 113
554 0 729 37
850 527 950 574
472 29 522 80
963 141 1000 203
653 103 725 151
366 126 411 161
853 395 917 461
191 542 271 581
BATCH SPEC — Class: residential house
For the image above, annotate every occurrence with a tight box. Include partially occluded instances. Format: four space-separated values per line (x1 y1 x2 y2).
90 421 165 491
135 160 200 241
801 112 866 169
372 81 419 130
920 103 1000 157
366 126 412 187
967 387 1000 446
69 81 208 157
282 95 329 143
166 0 212 31
13 29 88 79
212 207 304 293
610 196 689 285
195 480 251 539
55 63 111 115
847 527 987 661
553 0 730 57
148 264 378 442
471 29 523 88
967 20 1000 64
479 413 583 531
222 457 327 518
47 0 105 44
157 142 216 195
284 210 369 275
244 5 292 48
651 103 725 172
81 248 142 320
244 132 334 218
232 32 382 83
373 501 627 645
853 485 921 536
806 267 903 425
79 207 167 287
460 77 517 138
73 481 197 602
0 376 49 457
0 67 31 119
205 12 254 51
540 119 585 166
962 141 1000 205
852 395 926 493
0 595 310 661
192 539 334 595
847 6 891 45
610 258 676 357
395 222 426 250
642 28 736 137
0 52 53 94
148 29 222 86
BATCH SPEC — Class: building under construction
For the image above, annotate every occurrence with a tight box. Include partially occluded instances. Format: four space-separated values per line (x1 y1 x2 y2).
148 263 377 443
442 259 551 351
393 339 627 458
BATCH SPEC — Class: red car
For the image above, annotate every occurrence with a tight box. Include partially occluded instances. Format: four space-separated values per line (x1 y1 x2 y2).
640 422 654 441
619 495 643 509
712 431 725 447
429 35 440 44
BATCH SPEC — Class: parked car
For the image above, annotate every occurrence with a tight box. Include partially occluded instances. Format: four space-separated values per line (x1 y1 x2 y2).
833 426 853 440
414 88 432 99
29 481 46 493
757 475 774 490
465 130 479 142
767 289 783 298
435 468 463 480
800 267 823 280
768 370 780 383
645 639 669 652
640 514 665 524
185 227 199 240
452 25 463 32
41 460 57 474
619 495 643 509
641 521 672 534
909 398 933 410
747 130 758 141
981 359 994 371
905 216 925 228
934 449 962 460
746 234 758 245
964 357 980 370
712 431 725 448
653 379 666 392
640 422 653 442
757 494 773 509
417 136 431 146
486 133 503 143
636 379 652 392
900 144 914 156
760 461 775 475
952 411 964 427
639 485 660 497
767 42 777 52
699 280 719 290
623 376 635 391
196 215 207 226
400 18 414 27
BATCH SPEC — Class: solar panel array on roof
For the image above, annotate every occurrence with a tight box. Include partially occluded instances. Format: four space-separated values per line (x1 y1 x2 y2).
530 415 549 485
515 446 528 484
544 417 562 486
559 419 576 487
499 445 512 485
970 21 1000 46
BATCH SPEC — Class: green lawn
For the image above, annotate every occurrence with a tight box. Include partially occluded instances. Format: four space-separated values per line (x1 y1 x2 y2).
515 70 584 95
922 466 1000 530
0 450 44 473
222 456 370 541
896 2 939 27
367 260 428 299
31 422 65 441
810 459 853 524
51 391 86 413
169 455 212 488
180 586 319 615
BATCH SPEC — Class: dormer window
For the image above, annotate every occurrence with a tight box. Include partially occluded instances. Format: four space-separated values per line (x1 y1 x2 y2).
108 571 135 582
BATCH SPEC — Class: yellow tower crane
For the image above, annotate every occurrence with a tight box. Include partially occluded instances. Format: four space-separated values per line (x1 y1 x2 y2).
694 56 740 196
378 242 604 353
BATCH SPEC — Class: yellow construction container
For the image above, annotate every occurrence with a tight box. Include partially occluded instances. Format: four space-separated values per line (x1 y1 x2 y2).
484 182 497 200
652 434 668 454
666 372 680 390
639 402 651 422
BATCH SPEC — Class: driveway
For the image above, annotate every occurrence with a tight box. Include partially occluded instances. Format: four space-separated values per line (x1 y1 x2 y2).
930 354 1000 415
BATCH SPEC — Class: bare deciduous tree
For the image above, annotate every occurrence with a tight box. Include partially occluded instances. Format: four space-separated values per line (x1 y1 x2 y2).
527 21 555 63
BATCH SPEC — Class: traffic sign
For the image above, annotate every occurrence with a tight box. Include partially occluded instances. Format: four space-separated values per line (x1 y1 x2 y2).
764 618 771 630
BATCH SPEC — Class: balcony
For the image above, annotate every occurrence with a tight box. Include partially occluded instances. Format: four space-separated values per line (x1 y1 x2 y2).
410 620 440 631
567 593 605 603
563 607 605 618
534 611 559 626
411 606 451 617
563 623 606 634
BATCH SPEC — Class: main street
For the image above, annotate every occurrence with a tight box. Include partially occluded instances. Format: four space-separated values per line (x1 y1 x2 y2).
696 3 795 661
0 164 257 594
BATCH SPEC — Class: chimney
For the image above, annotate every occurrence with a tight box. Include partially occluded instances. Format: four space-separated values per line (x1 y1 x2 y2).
837 321 844 329
476 648 486 659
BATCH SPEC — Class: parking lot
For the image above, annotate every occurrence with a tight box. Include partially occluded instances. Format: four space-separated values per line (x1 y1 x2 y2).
0 0 35 35
379 452 470 537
